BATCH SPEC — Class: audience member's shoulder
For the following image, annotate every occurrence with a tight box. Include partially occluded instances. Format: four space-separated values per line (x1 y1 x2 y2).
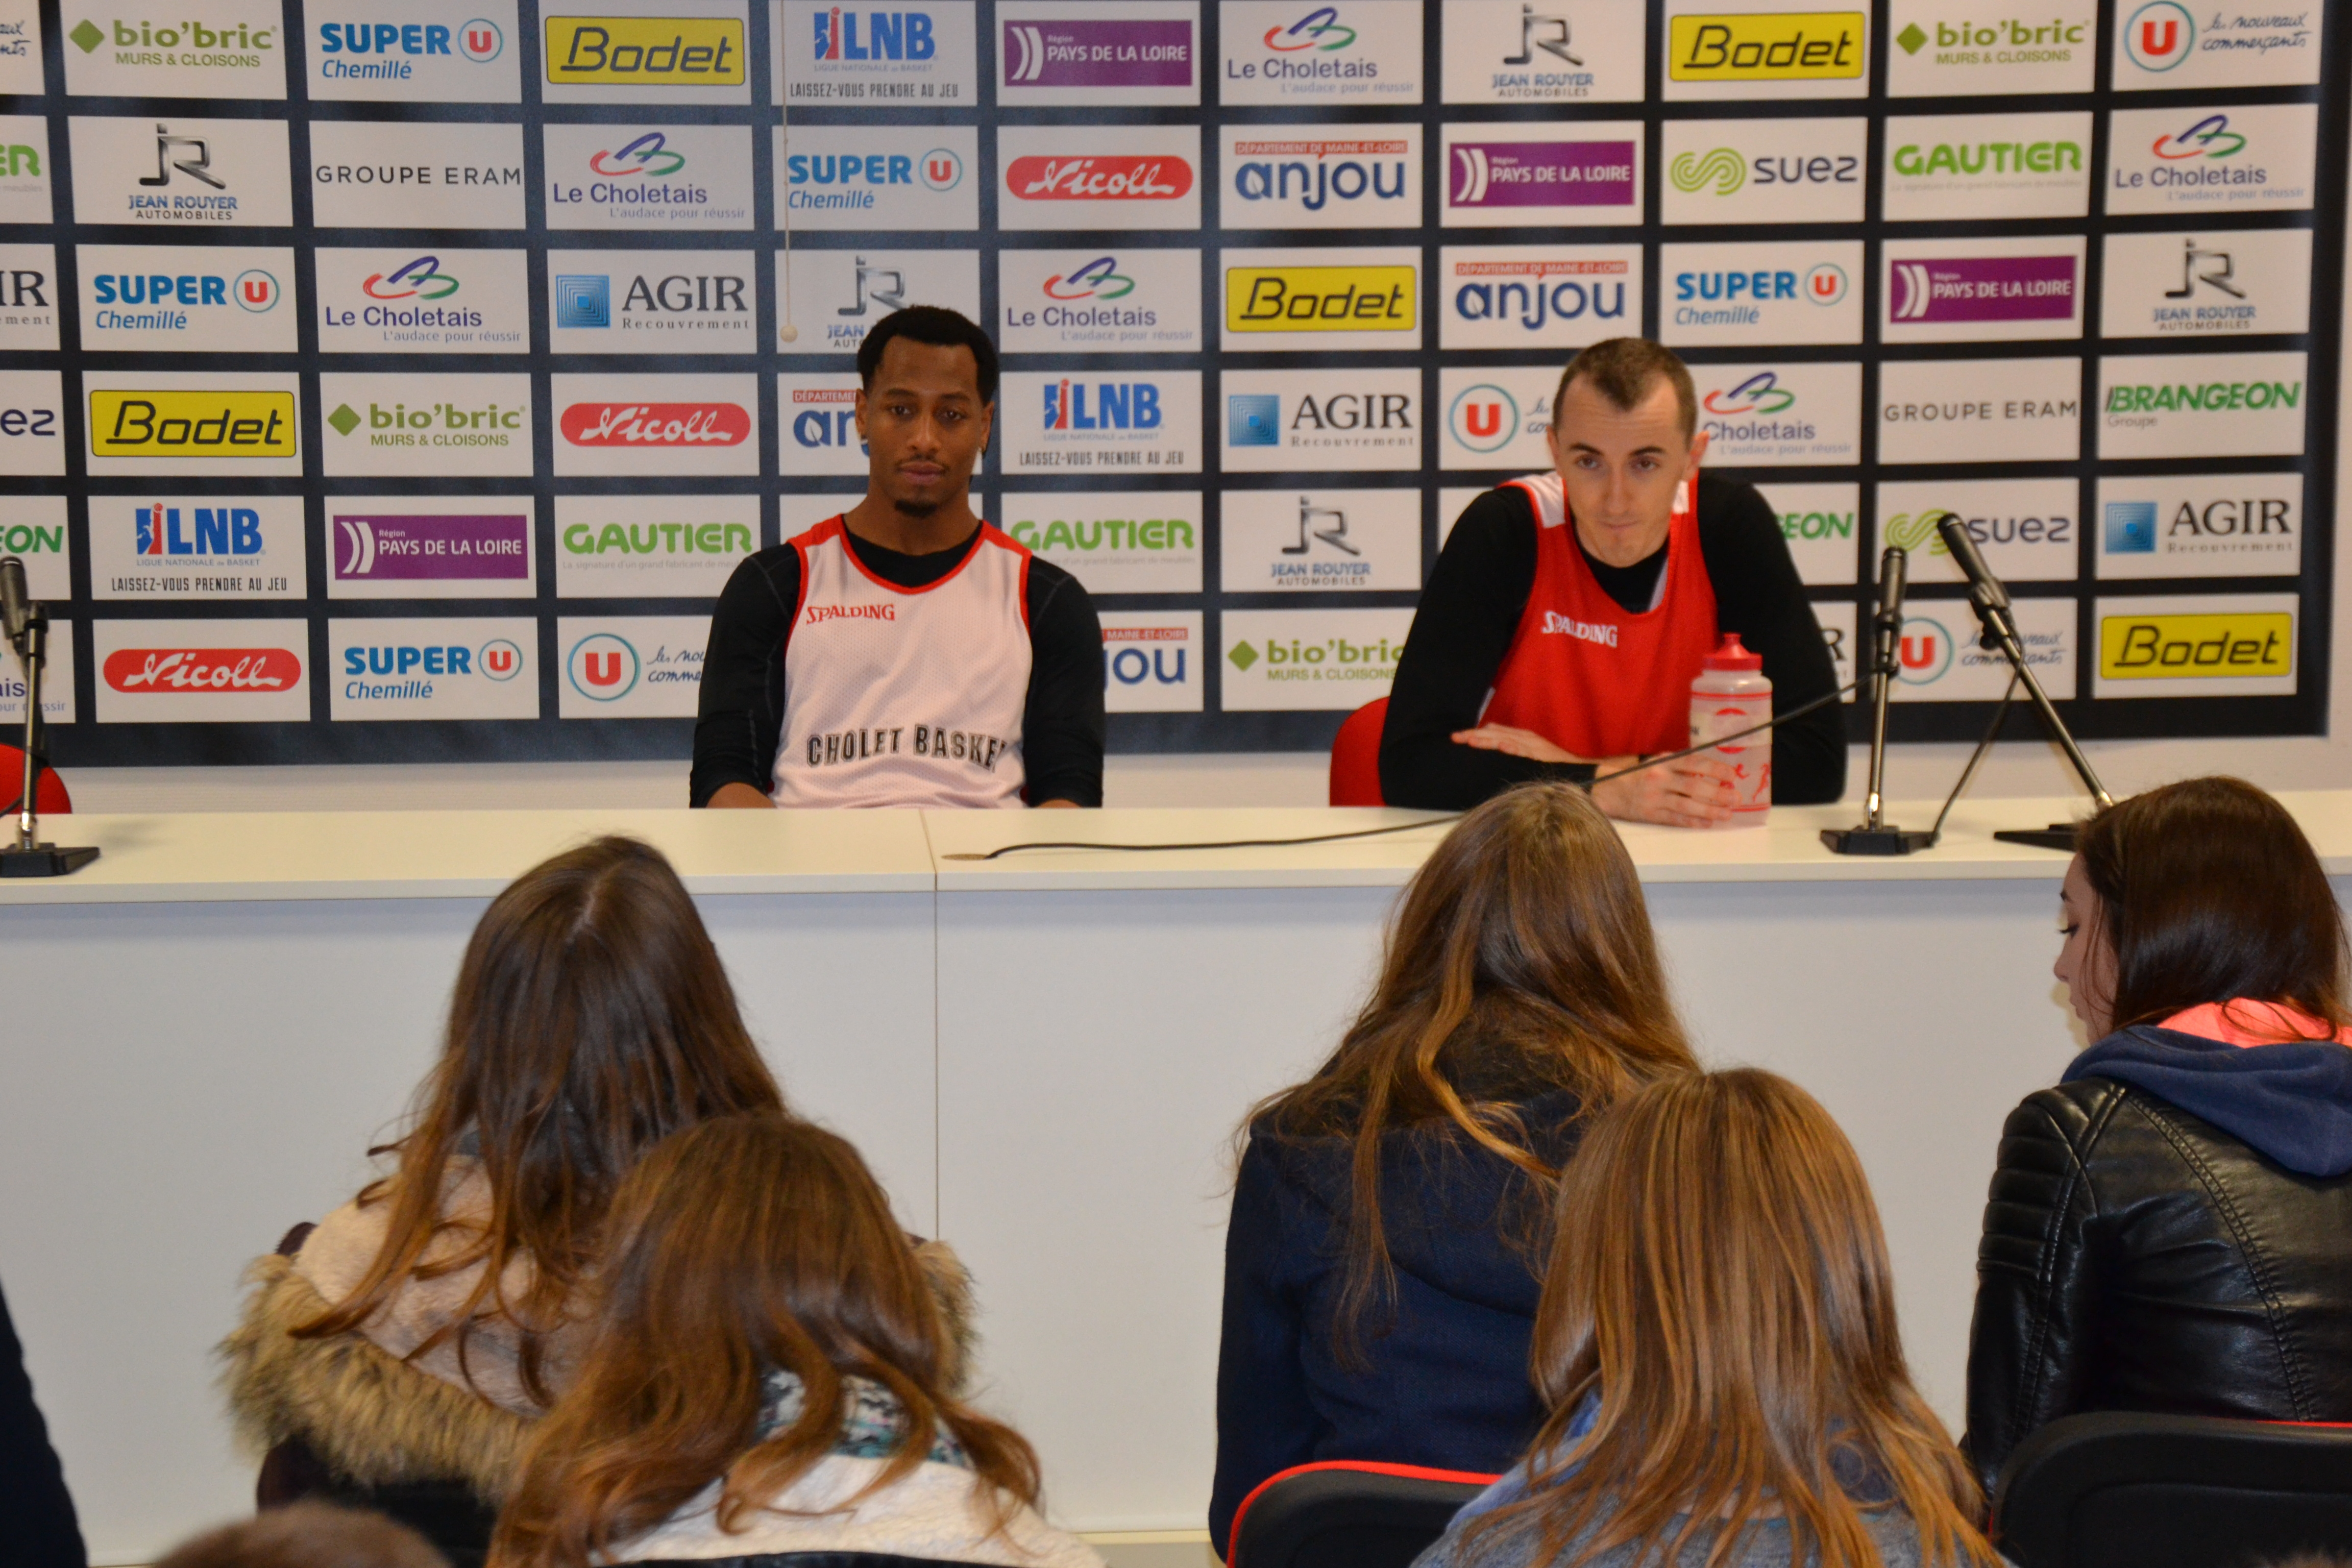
2006 1077 2126 1143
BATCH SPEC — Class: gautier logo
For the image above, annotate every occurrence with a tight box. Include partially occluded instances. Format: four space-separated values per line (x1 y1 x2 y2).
560 400 751 446
2099 610 2290 679
544 15 743 84
1226 264 1413 332
1007 155 1191 201
91 388 294 456
102 644 298 691
1892 139 2082 176
1670 12 1864 80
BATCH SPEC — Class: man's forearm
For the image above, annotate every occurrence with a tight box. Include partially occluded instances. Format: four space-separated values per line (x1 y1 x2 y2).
705 781 775 809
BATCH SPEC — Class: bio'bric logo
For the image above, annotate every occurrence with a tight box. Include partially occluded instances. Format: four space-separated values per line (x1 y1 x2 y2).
590 132 685 179
1044 256 1135 301
1266 5 1356 51
1449 383 1520 455
2124 1 2194 70
364 256 460 301
2154 114 2245 161
1670 148 1746 196
1702 373 1795 415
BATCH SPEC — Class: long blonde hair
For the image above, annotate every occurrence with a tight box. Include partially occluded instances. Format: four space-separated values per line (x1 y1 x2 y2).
1462 1070 1996 1568
1245 783 1696 1354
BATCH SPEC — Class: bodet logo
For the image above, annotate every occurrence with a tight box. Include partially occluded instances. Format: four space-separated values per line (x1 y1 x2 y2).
1100 612 1202 714
543 13 745 92
1003 489 1205 594
1002 370 1204 475
554 373 758 476
320 372 533 478
778 125 978 230
1222 607 1415 711
93 618 309 722
1665 6 1868 97
86 377 298 475
558 616 709 718
309 2 516 103
2094 594 2296 698
1221 249 1419 352
555 494 757 598
331 618 536 721
999 125 1201 231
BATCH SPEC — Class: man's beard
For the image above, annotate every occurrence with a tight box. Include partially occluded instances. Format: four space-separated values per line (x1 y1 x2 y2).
892 495 941 520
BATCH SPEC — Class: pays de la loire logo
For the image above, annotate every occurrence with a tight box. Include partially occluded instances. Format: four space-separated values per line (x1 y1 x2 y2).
365 256 459 301
1449 383 1520 453
2124 1 2194 69
2154 113 2245 160
560 401 752 447
1008 156 1191 201
1703 372 1796 414
1045 256 1135 300
591 132 684 178
1266 6 1356 51
568 632 639 699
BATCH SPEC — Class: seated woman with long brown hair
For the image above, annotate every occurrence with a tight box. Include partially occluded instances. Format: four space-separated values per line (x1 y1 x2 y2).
490 1113 1098 1568
1414 1070 1997 1568
222 837 791 1567
1210 783 1698 1557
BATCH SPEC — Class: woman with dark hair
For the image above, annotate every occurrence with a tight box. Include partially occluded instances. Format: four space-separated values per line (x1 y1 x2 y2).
1415 1069 1997 1568
1966 777 2352 1491
490 1114 1097 1568
222 837 791 1566
1209 783 1697 1557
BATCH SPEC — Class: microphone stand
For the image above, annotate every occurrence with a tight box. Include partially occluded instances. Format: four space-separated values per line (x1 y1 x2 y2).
1823 546 1938 854
2 592 99 878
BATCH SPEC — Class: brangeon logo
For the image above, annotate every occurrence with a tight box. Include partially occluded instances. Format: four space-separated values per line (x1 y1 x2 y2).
2103 375 2301 413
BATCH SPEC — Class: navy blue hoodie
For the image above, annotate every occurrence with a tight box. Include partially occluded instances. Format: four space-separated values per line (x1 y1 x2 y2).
2064 1023 2352 1178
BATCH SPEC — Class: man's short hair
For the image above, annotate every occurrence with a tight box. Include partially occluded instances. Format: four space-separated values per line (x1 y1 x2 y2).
856 305 999 406
157 1503 448 1568
1553 338 1698 439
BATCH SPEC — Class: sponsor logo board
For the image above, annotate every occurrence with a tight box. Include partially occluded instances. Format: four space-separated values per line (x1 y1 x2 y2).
1660 239 1862 347
1440 121 1643 225
1002 370 1203 474
777 125 978 230
1101 611 1203 712
555 372 758 476
1875 478 2079 585
1439 0 1646 103
2096 473 2300 579
2098 350 2306 459
0 11 39 96
2100 229 2311 339
2106 105 2318 214
1222 368 1420 473
1663 3 1869 99
63 0 284 99
308 1 520 103
1002 490 1203 594
328 501 534 599
1660 116 1866 225
2113 0 2319 89
1220 247 1418 351
320 372 534 476
1885 0 2095 95
778 0 977 104
0 495 67 598
1880 235 2086 344
1220 125 1421 229
0 119 47 224
316 247 530 354
997 248 1202 353
1756 480 1858 585
1888 596 2074 701
543 5 749 103
555 494 757 597
93 617 309 721
330 617 537 719
1438 366 1554 470
0 243 57 350
997 125 1200 232
1812 597 1858 695
1438 243 1639 350
557 616 708 716
93 495 304 598
1222 606 1413 709
2093 592 2297 697
1220 1 1424 104
777 494 861 537
543 123 753 229
1876 357 2080 463
68 115 291 227
778 373 867 475
1693 361 1860 465
84 371 292 476
1882 110 2092 220
1220 487 1420 592
0 617 71 725
0 369 62 475
77 244 296 353
781 247 980 354
997 0 1199 105
548 248 755 354
310 120 525 229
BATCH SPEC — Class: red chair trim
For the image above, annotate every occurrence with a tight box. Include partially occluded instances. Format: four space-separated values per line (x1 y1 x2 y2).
1227 1459 1502 1563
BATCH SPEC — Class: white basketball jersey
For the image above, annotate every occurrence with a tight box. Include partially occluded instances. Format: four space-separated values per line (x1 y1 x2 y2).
772 519 1033 810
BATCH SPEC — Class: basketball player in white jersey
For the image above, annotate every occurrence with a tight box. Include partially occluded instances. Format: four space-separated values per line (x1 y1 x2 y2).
694 307 1104 809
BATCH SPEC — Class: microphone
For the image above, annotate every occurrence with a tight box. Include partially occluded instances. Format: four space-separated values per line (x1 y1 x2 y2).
1933 511 2017 649
0 554 27 645
0 552 99 874
1822 545 1937 855
1871 544 1906 683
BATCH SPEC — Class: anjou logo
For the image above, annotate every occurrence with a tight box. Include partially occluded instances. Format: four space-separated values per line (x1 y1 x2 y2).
1266 6 1356 51
544 16 744 85
91 389 296 456
1669 12 1865 80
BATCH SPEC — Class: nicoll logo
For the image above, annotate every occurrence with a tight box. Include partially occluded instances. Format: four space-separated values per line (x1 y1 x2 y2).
365 256 459 300
1507 4 1578 63
2123 0 2193 68
561 401 751 446
591 132 684 177
1042 380 1163 431
136 503 261 556
813 8 938 60
1009 156 1191 200
104 645 298 691
142 125 220 189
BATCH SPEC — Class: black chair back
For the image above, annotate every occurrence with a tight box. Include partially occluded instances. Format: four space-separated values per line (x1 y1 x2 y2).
1994 1411 2352 1568
1229 1460 1498 1568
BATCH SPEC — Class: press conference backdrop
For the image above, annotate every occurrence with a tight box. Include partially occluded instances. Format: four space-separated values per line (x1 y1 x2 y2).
0 0 2337 766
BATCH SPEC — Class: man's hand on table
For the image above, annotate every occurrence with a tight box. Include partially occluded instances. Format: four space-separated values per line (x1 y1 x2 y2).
706 782 777 809
1451 724 1736 828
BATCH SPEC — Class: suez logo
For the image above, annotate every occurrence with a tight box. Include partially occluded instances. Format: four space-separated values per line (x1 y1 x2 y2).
1874 480 2078 585
543 15 743 86
1660 241 1860 347
1659 118 1866 224
1221 251 1417 350
2097 475 2300 579
1665 9 1867 92
1221 129 1418 227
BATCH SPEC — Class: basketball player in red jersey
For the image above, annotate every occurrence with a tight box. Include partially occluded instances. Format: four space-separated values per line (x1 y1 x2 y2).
693 308 1104 809
1381 338 1844 825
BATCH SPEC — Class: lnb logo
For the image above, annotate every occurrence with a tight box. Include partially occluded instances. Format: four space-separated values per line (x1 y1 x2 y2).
1045 256 1134 301
2124 0 2193 69
568 632 639 700
2154 114 2244 160
1670 148 1745 195
1702 372 1795 415
364 256 460 301
814 9 939 62
1449 383 1520 454
1266 6 1356 51
591 132 685 178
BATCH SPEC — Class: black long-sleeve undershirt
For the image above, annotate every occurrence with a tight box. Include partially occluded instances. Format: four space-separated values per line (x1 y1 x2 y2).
691 526 1106 807
1379 475 1846 811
